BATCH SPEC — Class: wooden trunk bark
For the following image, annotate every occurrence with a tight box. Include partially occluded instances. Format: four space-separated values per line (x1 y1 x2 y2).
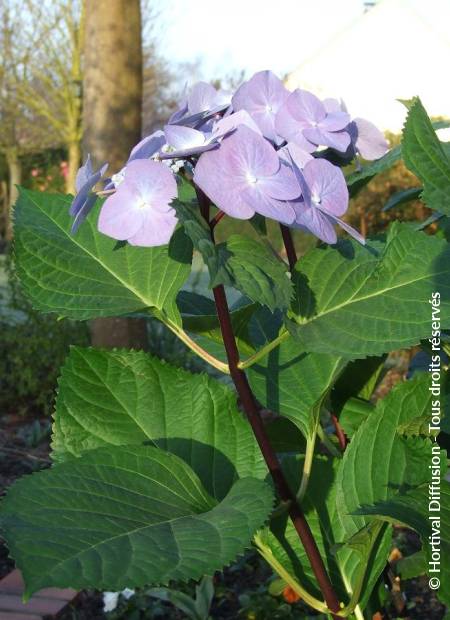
83 0 148 350
66 141 81 195
5 148 22 242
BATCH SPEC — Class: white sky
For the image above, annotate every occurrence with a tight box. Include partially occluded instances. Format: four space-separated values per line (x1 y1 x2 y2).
152 0 365 81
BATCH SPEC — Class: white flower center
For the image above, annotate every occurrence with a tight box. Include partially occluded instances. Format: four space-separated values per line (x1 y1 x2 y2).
265 104 272 113
312 192 321 205
311 120 318 127
137 198 150 210
111 168 126 187
246 172 258 184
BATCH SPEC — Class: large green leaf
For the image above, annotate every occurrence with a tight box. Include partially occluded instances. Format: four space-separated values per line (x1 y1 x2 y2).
247 337 345 440
255 456 387 612
14 189 192 325
256 456 346 603
52 347 266 499
402 97 450 215
212 235 293 312
287 223 450 357
346 145 401 197
334 374 438 606
355 481 450 606
0 446 273 597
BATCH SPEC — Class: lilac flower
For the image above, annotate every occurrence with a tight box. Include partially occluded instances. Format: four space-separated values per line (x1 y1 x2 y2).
324 99 388 160
276 89 351 152
69 155 108 233
289 157 365 245
278 142 313 169
98 159 178 247
348 118 388 160
159 125 221 159
232 70 290 145
128 130 166 162
194 125 300 223
169 82 232 128
212 110 262 136
108 130 166 189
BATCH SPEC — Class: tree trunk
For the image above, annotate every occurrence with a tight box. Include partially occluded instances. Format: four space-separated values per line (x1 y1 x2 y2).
5 148 22 242
83 0 148 350
66 141 81 195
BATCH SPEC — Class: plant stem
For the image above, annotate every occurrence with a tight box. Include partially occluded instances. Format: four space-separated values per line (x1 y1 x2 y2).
238 329 289 369
331 414 348 451
280 224 297 271
194 188 341 614
297 428 317 503
212 282 341 616
164 317 230 374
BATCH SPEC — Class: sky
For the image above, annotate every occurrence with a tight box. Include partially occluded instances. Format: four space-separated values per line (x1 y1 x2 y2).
151 0 366 82
150 0 450 131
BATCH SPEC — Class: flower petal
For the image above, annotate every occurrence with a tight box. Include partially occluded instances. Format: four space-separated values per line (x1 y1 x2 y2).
303 127 351 152
259 161 301 200
319 111 351 132
291 200 337 244
122 159 177 211
75 155 93 193
194 148 255 219
241 186 296 224
71 193 97 234
275 101 316 151
326 213 366 245
212 110 262 136
351 118 388 160
188 81 220 114
232 70 289 144
127 208 178 247
164 125 206 150
303 159 348 216
286 89 326 124
98 186 145 240
129 130 166 161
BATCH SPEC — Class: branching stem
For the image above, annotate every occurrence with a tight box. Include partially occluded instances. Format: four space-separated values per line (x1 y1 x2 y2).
193 190 341 616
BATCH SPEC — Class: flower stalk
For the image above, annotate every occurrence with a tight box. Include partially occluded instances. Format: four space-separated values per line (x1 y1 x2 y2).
196 190 342 617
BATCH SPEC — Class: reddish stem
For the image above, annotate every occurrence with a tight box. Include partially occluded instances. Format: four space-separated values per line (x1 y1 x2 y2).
331 414 348 451
192 188 340 615
210 210 225 231
280 224 298 271
212 284 341 616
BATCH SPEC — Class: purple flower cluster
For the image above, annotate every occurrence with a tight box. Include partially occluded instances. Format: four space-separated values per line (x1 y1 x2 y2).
70 71 388 246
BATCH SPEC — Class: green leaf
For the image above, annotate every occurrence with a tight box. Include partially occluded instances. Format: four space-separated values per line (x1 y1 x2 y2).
14 189 192 325
256 456 347 602
393 550 427 580
175 204 292 311
338 397 375 438
402 97 450 215
355 481 450 605
52 347 266 499
287 223 450 357
334 374 438 605
0 446 273 597
213 235 293 312
332 355 386 408
346 145 401 197
247 338 345 440
383 187 422 212
256 454 389 611
178 291 256 356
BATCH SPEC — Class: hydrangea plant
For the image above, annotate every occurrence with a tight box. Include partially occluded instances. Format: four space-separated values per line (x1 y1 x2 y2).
2 71 450 618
